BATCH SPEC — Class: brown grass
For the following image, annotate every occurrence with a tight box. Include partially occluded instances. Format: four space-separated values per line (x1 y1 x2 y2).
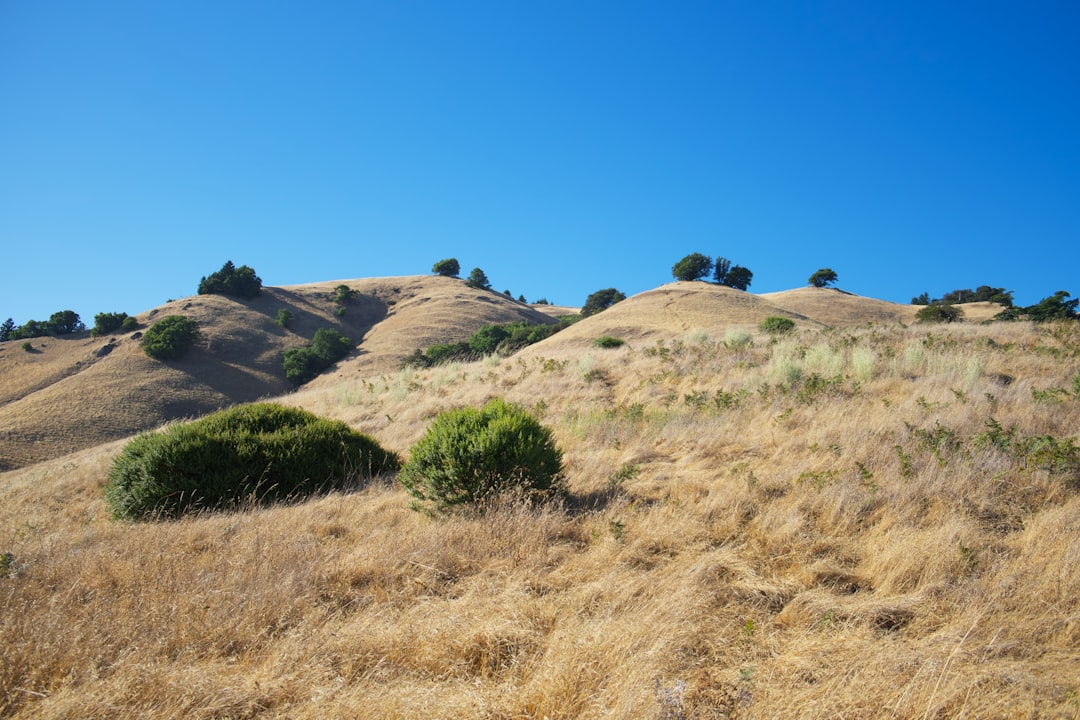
1 284 1078 718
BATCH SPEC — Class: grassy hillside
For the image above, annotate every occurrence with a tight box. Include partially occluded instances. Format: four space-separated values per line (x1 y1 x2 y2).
0 276 556 471
1 282 1076 718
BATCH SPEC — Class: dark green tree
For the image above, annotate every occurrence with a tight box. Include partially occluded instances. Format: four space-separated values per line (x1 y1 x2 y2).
283 328 353 384
91 312 130 336
911 292 931 306
808 268 838 288
465 267 492 290
997 291 1078 322
198 260 262 299
581 288 627 317
672 253 714 282
713 257 732 285
47 310 85 335
0 318 15 342
469 324 510 355
141 316 201 360
432 258 461 277
723 265 754 291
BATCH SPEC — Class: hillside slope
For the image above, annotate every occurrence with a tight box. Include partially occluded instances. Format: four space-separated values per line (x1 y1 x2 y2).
0 276 555 470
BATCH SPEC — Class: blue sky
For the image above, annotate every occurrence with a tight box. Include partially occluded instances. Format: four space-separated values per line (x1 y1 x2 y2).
2 1 1078 325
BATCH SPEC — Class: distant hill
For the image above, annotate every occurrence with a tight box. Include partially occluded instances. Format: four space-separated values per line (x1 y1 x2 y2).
0 275 555 471
0 276 1007 471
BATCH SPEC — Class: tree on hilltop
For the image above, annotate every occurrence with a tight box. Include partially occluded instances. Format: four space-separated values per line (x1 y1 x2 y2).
581 288 626 317
672 253 714 282
198 260 262 300
432 258 460 277
722 265 753 291
465 267 492 290
808 268 838 288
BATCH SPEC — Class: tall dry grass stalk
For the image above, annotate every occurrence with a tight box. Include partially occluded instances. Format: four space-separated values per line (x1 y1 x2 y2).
2 320 1078 718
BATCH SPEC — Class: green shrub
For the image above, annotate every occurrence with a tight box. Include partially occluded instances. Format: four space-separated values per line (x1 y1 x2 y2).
432 258 460 277
594 335 625 348
105 403 399 520
916 303 964 323
141 315 200 360
120 316 139 332
21 341 33 352
91 311 130 336
759 316 796 334
283 327 353 383
275 309 293 328
399 399 564 514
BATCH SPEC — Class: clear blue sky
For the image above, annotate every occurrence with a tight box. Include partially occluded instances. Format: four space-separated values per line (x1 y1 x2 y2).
2 1 1078 325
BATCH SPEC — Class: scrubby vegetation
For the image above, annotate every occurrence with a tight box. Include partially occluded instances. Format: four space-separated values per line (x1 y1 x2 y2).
3 310 85 340
758 315 796 334
405 317 578 367
197 260 262 299
283 328 353 384
398 398 564 514
593 335 625 348
105 403 399 520
140 315 200 360
90 311 136 336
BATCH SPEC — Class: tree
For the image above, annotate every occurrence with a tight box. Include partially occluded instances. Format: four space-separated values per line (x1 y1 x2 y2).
198 260 262 299
468 324 510 355
808 268 838 288
581 288 627 317
911 292 930 306
432 258 461 277
916 303 964 323
713 257 732 285
0 318 15 342
48 310 85 335
672 253 714 282
91 312 130 336
465 267 492 290
723 265 753 291
997 291 1078 322
141 316 201 360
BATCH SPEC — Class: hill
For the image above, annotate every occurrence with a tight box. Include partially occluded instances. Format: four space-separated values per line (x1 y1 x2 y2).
0 276 556 471
1 300 1078 717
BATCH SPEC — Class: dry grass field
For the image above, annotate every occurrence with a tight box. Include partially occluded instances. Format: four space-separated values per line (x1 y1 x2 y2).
2 279 1078 718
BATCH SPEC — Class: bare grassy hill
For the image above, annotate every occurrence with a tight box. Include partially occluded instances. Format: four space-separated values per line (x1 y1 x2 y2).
0 276 555 471
1 277 1077 718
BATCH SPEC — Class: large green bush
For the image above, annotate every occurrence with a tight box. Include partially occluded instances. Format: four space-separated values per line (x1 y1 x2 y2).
105 403 399 520
916 303 964 324
398 399 564 514
141 315 200 360
759 316 795 334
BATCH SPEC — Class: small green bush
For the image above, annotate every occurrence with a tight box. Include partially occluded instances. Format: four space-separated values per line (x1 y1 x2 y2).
594 335 625 348
759 316 796 334
121 316 139 332
399 399 564 514
105 403 399 520
275 309 293 328
21 341 33 352
917 303 964 323
141 315 200 360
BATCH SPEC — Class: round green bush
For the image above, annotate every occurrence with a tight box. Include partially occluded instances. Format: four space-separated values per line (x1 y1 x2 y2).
916 303 964 323
105 403 399 520
141 315 200 360
759 316 796 334
593 335 625 348
398 399 564 514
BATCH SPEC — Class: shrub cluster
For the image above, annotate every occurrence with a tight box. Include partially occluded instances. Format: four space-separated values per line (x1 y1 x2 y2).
141 315 200 360
995 291 1078 322
405 317 578 368
105 403 399 520
3 310 85 340
91 312 137 336
916 303 964 324
759 316 796 334
398 399 564 514
198 260 262 299
283 327 352 384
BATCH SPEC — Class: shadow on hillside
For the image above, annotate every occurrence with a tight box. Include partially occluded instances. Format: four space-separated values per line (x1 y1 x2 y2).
261 288 389 341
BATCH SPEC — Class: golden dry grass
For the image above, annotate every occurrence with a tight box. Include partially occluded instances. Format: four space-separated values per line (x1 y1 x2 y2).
2 301 1078 718
0 277 555 471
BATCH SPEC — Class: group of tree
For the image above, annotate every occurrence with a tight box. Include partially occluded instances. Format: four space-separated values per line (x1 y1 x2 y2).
405 317 578 368
672 253 753 290
283 328 354 384
911 285 1014 307
198 260 262 300
995 291 1078 322
0 310 86 341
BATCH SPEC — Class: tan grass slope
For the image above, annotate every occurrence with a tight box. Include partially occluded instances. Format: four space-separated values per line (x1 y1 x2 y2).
0 276 555 471
1 311 1078 718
